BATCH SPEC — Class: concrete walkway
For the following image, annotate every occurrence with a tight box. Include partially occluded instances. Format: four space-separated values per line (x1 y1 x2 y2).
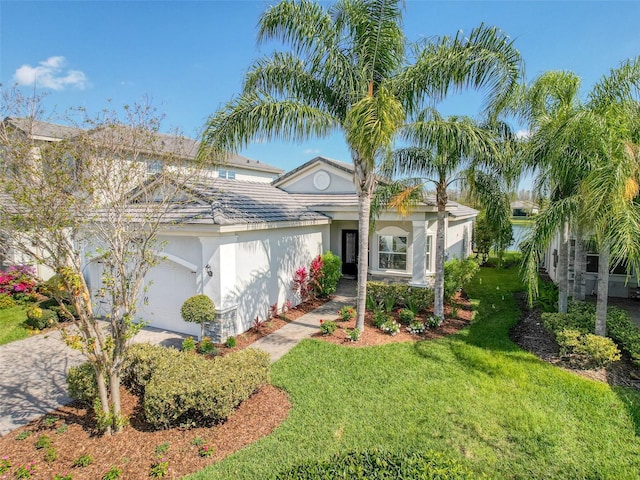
0 324 188 436
0 280 357 436
251 279 357 362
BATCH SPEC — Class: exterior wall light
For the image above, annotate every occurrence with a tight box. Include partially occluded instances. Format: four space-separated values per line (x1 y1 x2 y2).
205 264 213 277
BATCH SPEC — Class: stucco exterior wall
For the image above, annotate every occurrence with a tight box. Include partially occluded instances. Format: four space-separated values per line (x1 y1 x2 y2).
279 165 355 194
223 224 326 335
445 218 473 261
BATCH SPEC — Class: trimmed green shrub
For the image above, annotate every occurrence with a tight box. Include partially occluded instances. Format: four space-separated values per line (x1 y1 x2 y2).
197 336 219 355
180 294 215 338
544 301 640 367
443 258 479 302
372 310 389 328
121 343 182 396
0 293 16 309
406 286 434 313
607 306 640 366
67 362 99 405
225 336 237 348
182 336 196 352
397 308 415 325
316 251 342 297
143 348 270 429
275 448 475 479
25 306 58 330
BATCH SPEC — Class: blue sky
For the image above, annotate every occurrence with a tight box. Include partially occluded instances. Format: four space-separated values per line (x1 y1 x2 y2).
1 1 639 179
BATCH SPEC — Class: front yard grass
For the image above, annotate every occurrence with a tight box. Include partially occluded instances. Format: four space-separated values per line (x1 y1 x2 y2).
188 266 640 479
0 305 31 346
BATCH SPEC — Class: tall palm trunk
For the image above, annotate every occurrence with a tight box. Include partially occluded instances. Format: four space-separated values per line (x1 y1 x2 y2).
595 242 610 336
433 182 447 320
558 220 569 313
573 229 586 301
354 159 375 332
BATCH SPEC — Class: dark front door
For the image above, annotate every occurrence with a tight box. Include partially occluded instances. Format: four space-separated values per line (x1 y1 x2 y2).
342 230 358 276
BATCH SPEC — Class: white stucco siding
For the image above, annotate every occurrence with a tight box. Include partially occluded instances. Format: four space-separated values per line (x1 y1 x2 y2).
445 218 473 261
223 225 326 334
280 164 355 194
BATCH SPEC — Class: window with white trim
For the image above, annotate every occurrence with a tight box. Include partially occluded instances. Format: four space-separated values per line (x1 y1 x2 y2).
147 159 163 174
425 235 433 273
378 235 407 271
219 169 236 179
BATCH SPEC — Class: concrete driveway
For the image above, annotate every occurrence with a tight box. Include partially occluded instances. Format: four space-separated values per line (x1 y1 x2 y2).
0 324 187 436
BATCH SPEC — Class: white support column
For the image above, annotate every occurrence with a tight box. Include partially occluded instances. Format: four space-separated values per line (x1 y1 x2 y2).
410 220 427 287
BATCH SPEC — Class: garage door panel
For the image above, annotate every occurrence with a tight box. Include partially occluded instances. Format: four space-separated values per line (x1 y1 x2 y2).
136 263 200 336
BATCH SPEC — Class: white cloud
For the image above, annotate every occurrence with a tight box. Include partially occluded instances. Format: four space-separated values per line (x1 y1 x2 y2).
303 148 321 155
13 56 89 90
515 129 531 139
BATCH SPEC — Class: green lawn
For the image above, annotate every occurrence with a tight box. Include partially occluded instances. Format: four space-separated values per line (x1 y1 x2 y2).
0 305 31 346
188 267 640 479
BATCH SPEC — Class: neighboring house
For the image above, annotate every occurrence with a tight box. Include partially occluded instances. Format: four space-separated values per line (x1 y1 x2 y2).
511 200 539 217
543 233 639 299
0 117 284 278
90 156 476 341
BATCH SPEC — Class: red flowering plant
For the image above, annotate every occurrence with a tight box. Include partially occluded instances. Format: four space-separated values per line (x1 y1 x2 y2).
0 265 37 298
292 266 310 302
309 255 324 298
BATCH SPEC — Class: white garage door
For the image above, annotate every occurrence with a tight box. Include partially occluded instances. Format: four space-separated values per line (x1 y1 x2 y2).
137 262 200 336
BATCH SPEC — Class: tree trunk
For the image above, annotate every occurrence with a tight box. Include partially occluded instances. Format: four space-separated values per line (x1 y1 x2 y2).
595 243 610 336
433 184 447 320
355 192 371 332
109 372 123 433
558 220 569 313
95 365 112 435
573 230 586 301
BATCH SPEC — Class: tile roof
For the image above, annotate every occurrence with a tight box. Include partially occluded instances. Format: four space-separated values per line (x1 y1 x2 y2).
125 179 329 226
4 117 283 174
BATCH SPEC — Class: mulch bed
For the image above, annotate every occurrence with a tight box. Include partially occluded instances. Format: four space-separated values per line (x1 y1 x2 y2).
510 294 640 390
0 294 475 479
314 292 474 347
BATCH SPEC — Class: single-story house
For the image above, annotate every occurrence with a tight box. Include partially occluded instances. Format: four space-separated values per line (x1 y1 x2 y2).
1 118 479 340
86 156 477 341
511 200 539 217
543 233 639 299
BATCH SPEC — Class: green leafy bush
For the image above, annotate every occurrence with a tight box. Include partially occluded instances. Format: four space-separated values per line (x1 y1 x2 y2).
534 277 559 312
197 337 219 355
225 336 237 348
67 362 99 405
143 348 270 429
443 258 479 302
397 308 415 325
73 453 93 467
0 293 16 309
25 306 58 330
319 320 337 335
372 310 389 328
406 286 434 313
338 305 356 322
316 251 342 297
406 320 426 335
380 319 400 336
102 466 123 480
275 448 474 479
34 434 52 449
121 343 182 396
346 327 360 341
544 301 640 367
182 336 196 352
607 306 640 366
180 294 215 325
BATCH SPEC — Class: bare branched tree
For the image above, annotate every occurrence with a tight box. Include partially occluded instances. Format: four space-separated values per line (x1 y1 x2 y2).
0 87 209 434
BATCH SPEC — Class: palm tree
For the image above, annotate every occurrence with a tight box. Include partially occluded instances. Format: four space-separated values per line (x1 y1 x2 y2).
199 0 522 332
384 111 510 319
520 59 640 333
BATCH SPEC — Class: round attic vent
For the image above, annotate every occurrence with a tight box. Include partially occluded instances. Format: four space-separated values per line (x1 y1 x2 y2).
313 170 331 191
